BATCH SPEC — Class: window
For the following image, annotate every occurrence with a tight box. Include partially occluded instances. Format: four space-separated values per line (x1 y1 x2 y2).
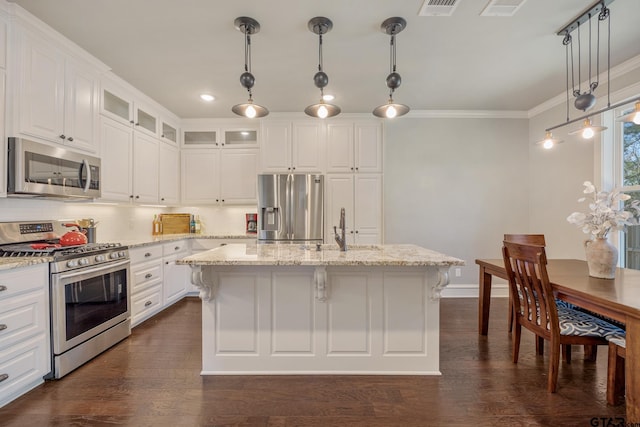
618 112 640 268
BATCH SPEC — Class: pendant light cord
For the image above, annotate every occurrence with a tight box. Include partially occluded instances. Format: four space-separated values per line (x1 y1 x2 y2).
244 30 253 97
389 34 396 98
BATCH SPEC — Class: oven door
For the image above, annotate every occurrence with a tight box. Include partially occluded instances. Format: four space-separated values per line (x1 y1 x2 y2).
50 259 130 355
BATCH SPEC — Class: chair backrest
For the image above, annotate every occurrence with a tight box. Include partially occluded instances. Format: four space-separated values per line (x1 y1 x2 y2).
502 241 558 338
504 234 546 246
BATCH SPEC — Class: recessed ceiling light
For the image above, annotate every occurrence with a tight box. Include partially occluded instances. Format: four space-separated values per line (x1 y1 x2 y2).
200 94 215 102
322 94 335 101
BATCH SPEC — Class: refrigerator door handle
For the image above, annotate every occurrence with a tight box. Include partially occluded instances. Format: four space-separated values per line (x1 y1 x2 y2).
286 173 292 239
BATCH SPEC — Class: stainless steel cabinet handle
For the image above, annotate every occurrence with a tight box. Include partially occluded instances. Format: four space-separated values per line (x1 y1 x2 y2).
174 246 180 251
144 301 152 307
0 285 6 292
0 373 8 383
144 253 151 257
59 134 65 139
145 273 152 279
0 324 7 331
68 137 74 142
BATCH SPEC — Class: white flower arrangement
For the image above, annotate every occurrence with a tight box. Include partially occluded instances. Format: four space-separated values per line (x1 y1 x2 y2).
567 181 640 239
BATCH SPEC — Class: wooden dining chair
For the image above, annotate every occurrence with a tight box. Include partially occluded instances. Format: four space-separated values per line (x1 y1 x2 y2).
502 241 625 392
607 336 626 405
503 234 546 339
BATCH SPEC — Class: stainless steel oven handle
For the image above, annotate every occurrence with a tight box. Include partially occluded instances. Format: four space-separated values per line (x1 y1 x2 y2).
81 159 91 193
54 259 130 281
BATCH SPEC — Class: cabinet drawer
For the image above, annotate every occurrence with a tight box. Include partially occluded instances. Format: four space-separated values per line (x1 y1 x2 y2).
0 289 48 350
131 285 163 326
132 261 163 294
0 265 48 301
163 240 189 256
0 333 49 406
129 245 163 264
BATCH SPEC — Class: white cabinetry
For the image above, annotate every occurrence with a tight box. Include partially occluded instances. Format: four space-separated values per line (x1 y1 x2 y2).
158 142 180 205
100 82 159 138
325 174 382 244
15 30 99 153
326 121 382 173
0 264 50 408
260 120 325 173
162 241 189 307
99 117 164 204
181 148 258 205
129 245 164 327
0 17 7 198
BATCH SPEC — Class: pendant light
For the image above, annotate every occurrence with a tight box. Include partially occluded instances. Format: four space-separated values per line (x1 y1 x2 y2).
617 101 640 125
535 131 564 150
373 17 410 119
568 118 607 139
232 17 268 119
304 17 340 119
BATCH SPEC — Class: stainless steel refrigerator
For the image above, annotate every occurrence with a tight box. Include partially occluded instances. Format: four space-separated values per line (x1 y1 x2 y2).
257 174 324 243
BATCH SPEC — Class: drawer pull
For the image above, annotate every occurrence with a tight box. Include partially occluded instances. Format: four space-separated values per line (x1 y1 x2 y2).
0 324 6 331
144 252 151 257
0 285 6 292
0 373 8 383
174 246 180 251
145 273 153 279
144 301 153 307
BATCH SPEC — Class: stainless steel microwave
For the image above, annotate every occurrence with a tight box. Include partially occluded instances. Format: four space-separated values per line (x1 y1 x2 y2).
7 137 101 199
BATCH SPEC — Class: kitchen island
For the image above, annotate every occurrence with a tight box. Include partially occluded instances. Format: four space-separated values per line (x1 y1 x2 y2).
177 243 463 375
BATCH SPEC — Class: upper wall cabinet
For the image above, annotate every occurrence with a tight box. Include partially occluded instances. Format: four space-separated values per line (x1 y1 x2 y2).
260 120 325 173
182 124 258 149
100 81 159 138
13 30 99 154
326 120 382 173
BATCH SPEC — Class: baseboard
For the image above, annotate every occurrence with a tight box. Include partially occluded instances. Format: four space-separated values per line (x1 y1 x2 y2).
441 283 509 298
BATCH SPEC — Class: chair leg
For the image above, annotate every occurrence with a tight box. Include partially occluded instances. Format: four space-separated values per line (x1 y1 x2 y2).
536 335 544 355
562 344 572 363
512 323 521 363
607 342 626 405
548 339 561 393
584 344 597 362
508 293 513 333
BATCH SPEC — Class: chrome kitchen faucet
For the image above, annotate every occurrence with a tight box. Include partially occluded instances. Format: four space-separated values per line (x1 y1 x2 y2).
334 207 347 252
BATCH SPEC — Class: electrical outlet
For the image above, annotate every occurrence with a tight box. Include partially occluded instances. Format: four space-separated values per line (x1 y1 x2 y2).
455 268 462 277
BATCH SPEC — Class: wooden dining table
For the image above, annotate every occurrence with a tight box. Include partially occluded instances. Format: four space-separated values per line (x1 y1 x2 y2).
476 258 640 422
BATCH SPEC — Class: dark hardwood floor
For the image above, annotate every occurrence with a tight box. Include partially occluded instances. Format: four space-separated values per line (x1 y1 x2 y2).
0 297 627 426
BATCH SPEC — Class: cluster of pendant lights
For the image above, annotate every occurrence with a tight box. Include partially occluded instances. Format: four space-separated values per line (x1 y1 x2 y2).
538 0 640 150
231 16 410 120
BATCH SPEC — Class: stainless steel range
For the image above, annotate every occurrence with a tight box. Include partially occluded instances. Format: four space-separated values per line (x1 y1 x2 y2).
0 220 131 379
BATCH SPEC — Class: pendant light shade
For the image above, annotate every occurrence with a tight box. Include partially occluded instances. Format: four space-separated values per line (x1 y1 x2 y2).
568 118 607 139
305 17 340 119
535 131 564 149
373 17 409 119
232 17 268 118
616 101 640 125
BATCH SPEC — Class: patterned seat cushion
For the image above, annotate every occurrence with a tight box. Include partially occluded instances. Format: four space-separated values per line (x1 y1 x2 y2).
558 306 626 339
607 334 627 348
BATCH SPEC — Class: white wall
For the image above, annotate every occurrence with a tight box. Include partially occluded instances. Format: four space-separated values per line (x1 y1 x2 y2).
383 116 530 286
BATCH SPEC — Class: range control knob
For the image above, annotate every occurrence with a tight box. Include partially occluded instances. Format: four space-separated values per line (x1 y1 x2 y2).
78 258 89 266
118 251 126 257
66 260 78 268
110 252 119 259
95 255 106 262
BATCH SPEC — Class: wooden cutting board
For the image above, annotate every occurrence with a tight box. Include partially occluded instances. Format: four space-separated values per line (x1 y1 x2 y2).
159 213 191 234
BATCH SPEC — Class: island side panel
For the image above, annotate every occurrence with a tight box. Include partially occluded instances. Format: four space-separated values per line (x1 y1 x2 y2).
200 265 445 374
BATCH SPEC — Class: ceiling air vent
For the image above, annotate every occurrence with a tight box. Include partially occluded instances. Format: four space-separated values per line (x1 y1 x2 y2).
480 0 527 17
418 0 460 17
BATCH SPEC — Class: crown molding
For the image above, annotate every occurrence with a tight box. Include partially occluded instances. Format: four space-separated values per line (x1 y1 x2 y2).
406 110 528 119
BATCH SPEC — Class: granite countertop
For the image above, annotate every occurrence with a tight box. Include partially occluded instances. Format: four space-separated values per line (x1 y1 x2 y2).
119 234 256 249
176 243 465 267
0 257 51 272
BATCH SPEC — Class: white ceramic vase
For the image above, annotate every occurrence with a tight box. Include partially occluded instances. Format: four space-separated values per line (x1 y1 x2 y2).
584 237 618 279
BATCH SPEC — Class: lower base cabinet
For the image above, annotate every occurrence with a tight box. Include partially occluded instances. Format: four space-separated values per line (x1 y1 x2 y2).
129 240 191 327
0 264 50 408
129 245 164 327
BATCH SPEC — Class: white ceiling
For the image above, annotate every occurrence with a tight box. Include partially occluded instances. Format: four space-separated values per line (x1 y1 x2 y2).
11 0 640 119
